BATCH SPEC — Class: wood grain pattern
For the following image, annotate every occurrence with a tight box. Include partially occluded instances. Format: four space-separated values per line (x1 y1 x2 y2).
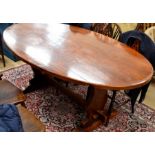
17 104 45 132
0 80 26 105
3 24 153 90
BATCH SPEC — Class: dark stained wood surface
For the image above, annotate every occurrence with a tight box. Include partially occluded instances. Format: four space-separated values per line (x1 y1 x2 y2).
17 104 45 132
0 80 26 105
3 24 153 90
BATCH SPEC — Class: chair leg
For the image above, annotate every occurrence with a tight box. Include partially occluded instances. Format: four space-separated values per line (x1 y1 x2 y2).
86 85 90 101
65 82 69 87
0 38 5 67
131 99 136 114
105 90 117 126
1 51 5 67
129 89 141 113
138 82 150 103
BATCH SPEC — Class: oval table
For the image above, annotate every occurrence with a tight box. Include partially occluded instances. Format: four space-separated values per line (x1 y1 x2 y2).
3 24 153 131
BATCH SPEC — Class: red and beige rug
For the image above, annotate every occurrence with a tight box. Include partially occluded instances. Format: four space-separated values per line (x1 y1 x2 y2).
2 64 155 132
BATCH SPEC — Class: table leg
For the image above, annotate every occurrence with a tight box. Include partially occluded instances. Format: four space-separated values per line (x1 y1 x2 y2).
26 69 108 131
78 85 108 131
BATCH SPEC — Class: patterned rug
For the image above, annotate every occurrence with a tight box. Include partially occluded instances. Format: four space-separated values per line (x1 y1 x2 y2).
1 64 34 90
2 64 155 132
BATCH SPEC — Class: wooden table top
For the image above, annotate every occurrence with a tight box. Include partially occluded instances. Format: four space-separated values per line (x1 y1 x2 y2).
3 23 153 90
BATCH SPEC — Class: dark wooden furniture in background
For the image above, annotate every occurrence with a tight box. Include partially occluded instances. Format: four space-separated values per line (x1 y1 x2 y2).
0 33 5 67
0 80 26 105
3 24 153 131
111 23 122 40
136 23 155 32
0 79 45 131
91 23 112 36
91 23 122 40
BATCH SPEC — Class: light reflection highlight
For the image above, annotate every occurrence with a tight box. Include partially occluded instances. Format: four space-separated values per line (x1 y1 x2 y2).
67 66 109 85
4 32 16 46
46 24 66 46
25 46 51 66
